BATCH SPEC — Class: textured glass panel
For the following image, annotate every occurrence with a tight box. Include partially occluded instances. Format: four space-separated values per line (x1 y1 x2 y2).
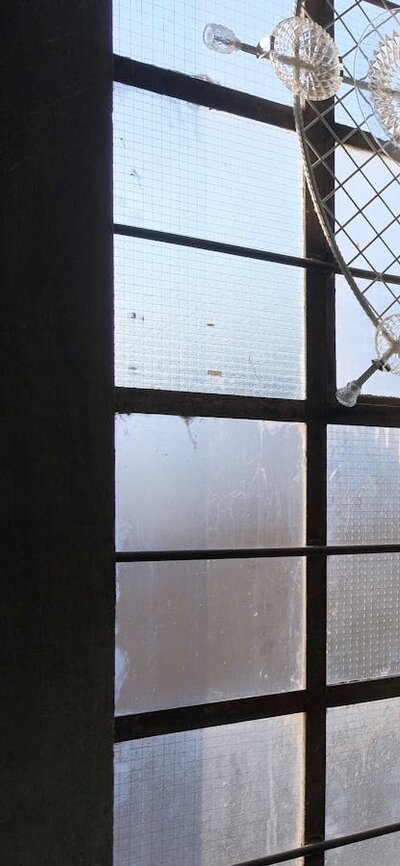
116 557 305 714
114 716 304 866
113 0 294 105
326 833 400 866
113 85 303 255
328 553 400 684
336 277 400 399
114 235 305 398
327 425 400 545
326 699 400 836
116 415 306 551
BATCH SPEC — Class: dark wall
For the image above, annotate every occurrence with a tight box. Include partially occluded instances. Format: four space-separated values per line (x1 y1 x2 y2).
1 3 114 864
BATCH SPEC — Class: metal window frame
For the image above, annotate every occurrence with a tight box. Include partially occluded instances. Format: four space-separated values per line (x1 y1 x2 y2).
113 2 400 862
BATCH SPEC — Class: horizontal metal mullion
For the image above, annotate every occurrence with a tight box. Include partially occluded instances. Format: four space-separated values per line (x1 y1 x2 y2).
114 223 335 272
327 675 400 708
114 673 400 743
328 398 400 427
113 59 400 170
115 387 305 421
114 56 294 130
116 543 400 563
115 690 305 742
227 820 400 866
114 224 400 290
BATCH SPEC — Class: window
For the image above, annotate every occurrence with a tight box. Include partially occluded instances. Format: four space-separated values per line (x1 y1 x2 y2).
112 2 400 865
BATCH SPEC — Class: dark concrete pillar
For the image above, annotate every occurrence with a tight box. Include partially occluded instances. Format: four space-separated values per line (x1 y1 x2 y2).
1 3 114 864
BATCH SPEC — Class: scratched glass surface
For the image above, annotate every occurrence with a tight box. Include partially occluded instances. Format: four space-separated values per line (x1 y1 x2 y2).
327 425 400 545
114 717 304 866
113 0 294 105
115 557 305 715
328 554 400 684
114 235 305 398
326 833 400 866
113 85 303 255
326 699 400 836
115 415 306 551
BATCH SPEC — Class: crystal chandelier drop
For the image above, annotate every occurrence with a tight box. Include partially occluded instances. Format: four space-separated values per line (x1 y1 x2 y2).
203 6 400 406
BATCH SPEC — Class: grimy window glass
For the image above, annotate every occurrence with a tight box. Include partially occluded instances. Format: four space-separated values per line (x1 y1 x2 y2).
112 2 400 865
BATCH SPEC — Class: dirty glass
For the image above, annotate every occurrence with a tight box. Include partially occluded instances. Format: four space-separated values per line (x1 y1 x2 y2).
114 235 305 398
328 553 400 684
326 699 400 836
115 557 305 714
326 833 400 866
115 414 306 551
113 0 294 104
327 425 400 545
114 716 304 866
113 85 303 256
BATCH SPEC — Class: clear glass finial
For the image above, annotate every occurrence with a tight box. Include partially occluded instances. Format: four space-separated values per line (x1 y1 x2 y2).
336 381 361 408
203 24 241 54
369 24 400 142
270 16 341 101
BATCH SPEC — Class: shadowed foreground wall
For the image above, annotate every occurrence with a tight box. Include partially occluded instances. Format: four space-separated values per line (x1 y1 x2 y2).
1 3 114 864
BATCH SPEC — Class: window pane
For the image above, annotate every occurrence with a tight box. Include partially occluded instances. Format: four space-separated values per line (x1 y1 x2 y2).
114 235 305 398
326 699 400 836
113 85 303 255
334 1 380 132
335 147 400 279
328 553 400 684
327 425 400 545
113 0 294 105
116 415 306 551
336 277 400 399
325 833 400 866
114 716 304 866
116 557 305 715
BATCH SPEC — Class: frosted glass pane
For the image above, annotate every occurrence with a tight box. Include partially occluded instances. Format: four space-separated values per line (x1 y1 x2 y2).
113 0 294 105
114 716 304 866
328 554 400 684
114 235 305 398
116 415 306 551
115 557 305 714
113 85 303 256
326 699 400 837
336 277 400 399
327 425 400 545
326 833 400 866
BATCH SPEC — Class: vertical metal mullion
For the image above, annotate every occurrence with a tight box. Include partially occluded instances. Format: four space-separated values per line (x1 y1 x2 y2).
304 2 336 862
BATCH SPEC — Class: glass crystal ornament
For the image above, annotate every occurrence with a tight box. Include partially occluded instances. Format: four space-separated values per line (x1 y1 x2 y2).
376 316 400 374
203 24 241 54
202 4 400 403
269 17 342 101
370 32 400 142
336 380 362 408
354 11 400 158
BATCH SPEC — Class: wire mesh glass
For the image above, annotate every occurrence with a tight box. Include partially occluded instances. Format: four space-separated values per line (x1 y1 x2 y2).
293 1 400 386
114 235 305 398
114 716 305 866
113 0 295 104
